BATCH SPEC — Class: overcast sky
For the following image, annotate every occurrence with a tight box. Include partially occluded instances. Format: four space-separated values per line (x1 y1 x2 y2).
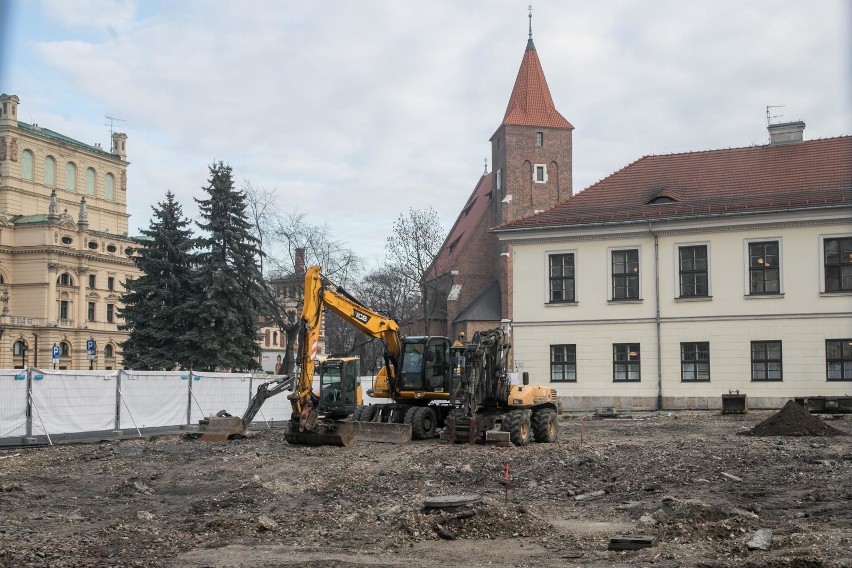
1 0 850 268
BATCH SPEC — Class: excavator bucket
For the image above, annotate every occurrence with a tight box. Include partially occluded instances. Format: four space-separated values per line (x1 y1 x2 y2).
199 416 246 442
347 421 412 444
283 420 357 447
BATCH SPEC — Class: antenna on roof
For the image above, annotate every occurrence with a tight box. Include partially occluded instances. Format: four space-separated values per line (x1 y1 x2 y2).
105 115 126 137
484 158 488 174
765 105 784 127
528 4 534 40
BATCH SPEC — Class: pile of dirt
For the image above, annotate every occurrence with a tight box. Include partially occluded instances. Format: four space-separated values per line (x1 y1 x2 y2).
743 400 847 437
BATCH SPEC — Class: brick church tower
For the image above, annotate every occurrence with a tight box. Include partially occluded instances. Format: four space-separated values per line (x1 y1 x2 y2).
421 14 572 341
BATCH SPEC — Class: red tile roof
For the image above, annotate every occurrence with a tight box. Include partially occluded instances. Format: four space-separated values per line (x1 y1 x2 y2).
427 173 493 277
502 41 573 129
497 136 852 231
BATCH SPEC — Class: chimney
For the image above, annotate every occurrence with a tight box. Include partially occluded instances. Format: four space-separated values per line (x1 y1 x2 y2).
0 94 19 126
768 121 805 145
111 132 127 159
295 248 306 275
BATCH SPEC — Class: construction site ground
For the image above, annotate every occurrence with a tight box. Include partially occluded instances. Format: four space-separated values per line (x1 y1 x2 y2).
1 408 850 568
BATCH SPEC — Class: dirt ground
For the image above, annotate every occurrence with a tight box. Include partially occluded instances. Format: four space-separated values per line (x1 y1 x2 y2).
1 409 850 568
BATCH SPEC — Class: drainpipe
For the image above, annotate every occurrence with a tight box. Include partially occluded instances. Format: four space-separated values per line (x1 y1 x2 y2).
649 223 662 410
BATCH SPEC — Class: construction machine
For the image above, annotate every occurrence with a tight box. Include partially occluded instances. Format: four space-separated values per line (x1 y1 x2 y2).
442 327 562 446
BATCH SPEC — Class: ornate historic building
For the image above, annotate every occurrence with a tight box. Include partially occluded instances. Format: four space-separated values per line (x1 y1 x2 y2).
0 94 139 369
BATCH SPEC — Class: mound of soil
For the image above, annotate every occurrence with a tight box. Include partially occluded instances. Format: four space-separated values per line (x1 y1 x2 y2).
743 400 846 437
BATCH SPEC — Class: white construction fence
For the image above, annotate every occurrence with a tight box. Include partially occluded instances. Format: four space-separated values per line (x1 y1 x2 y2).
0 369 330 446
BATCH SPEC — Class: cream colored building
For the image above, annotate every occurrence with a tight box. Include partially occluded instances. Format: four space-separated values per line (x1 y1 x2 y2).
0 94 140 369
497 124 852 410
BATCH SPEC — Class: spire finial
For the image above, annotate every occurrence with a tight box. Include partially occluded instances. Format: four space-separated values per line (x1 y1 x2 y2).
528 4 533 40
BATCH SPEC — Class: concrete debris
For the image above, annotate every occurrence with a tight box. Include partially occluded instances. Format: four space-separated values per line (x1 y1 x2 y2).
746 528 772 551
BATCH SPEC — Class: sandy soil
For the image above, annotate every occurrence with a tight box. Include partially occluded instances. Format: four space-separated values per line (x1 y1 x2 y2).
1 409 850 567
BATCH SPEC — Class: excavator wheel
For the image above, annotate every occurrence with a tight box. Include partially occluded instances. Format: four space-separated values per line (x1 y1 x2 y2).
531 408 558 443
359 405 377 422
410 407 437 440
501 410 531 446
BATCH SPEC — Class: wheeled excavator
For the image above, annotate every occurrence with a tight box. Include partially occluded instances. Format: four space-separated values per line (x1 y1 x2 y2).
442 327 562 446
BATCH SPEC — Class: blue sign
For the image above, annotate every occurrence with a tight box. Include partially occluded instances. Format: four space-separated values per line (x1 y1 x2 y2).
52 344 60 360
86 339 96 353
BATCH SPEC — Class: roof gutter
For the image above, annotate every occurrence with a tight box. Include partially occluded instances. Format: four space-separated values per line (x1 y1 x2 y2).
492 202 851 236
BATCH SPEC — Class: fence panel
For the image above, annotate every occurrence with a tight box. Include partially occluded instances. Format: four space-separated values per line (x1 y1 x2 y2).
189 373 252 424
30 370 117 435
120 372 189 428
0 371 27 438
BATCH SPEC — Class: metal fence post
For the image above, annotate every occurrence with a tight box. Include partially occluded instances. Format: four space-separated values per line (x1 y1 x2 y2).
114 371 122 436
24 366 33 443
186 370 193 426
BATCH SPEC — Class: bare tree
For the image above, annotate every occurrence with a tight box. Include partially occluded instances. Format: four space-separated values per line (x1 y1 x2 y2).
385 207 445 335
242 180 278 274
264 209 363 375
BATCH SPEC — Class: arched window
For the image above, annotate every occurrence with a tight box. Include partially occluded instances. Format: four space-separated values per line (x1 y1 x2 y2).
65 162 77 192
60 342 70 357
104 173 115 201
13 340 27 356
104 344 115 358
57 273 74 286
264 329 271 347
273 331 279 346
86 168 96 195
21 149 34 180
44 156 56 186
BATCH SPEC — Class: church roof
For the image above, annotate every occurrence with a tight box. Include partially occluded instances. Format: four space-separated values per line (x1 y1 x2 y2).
496 136 852 232
427 172 493 277
501 39 572 129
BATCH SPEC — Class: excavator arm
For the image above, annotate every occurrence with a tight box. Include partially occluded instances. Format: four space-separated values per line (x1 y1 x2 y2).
284 265 403 446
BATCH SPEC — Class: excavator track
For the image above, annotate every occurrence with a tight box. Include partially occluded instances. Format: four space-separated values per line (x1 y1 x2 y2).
283 421 356 447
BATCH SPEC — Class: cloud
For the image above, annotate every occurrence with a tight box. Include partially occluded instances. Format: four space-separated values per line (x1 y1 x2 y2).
11 0 852 264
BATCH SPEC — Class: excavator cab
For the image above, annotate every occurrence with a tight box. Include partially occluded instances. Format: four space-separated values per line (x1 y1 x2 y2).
399 337 451 393
317 357 362 417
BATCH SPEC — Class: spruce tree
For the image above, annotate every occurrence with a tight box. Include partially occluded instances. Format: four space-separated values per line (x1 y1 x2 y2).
187 161 267 371
119 192 195 370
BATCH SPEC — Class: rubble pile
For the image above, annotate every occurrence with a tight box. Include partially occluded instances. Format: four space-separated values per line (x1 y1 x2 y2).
743 400 847 437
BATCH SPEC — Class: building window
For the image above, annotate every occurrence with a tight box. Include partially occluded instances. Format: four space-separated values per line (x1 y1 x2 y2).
536 132 544 147
104 173 115 201
548 253 575 303
106 303 114 323
534 164 547 183
106 244 117 253
13 340 27 356
107 277 115 291
824 237 852 292
59 300 69 320
681 342 710 381
273 331 279 346
21 149 34 180
679 245 709 297
86 168 96 195
264 329 271 347
60 342 70 357
496 169 502 191
88 274 96 289
66 162 77 192
613 344 640 382
58 273 74 286
748 241 780 294
550 344 576 382
88 302 96 322
612 249 639 300
61 236 73 245
751 341 782 381
826 339 852 381
44 156 56 186
104 344 115 358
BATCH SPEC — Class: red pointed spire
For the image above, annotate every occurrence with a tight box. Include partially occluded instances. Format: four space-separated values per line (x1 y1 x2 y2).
502 42 572 129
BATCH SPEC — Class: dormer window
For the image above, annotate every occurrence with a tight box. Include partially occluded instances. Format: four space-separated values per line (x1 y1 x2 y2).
648 196 676 205
61 236 73 245
88 241 99 250
106 244 117 253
